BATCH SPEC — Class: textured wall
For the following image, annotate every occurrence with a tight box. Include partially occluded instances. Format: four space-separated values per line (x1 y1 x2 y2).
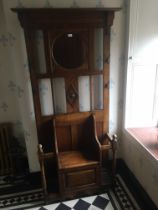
122 130 158 207
0 0 125 172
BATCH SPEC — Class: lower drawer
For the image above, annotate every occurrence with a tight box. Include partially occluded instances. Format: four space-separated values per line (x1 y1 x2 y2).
64 168 96 188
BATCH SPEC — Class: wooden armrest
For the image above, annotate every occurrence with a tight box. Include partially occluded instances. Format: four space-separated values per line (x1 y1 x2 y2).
101 144 111 151
39 152 55 160
90 115 102 161
105 133 117 143
101 133 117 144
99 133 117 153
38 144 55 160
38 144 43 154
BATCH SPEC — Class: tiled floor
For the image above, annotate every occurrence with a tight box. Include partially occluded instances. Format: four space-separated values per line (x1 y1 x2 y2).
0 175 141 210
29 194 114 210
0 188 44 210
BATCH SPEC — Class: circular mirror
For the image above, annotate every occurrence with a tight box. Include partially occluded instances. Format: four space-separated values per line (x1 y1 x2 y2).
53 33 84 69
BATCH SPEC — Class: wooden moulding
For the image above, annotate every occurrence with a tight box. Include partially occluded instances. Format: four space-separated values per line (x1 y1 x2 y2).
11 8 121 29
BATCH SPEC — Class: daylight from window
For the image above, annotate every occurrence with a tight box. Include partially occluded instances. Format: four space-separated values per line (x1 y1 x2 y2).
125 38 158 128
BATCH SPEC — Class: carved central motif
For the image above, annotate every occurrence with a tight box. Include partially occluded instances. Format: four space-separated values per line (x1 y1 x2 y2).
66 78 78 112
66 84 78 106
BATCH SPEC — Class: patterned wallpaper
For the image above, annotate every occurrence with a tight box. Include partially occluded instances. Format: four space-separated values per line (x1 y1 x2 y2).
0 0 125 172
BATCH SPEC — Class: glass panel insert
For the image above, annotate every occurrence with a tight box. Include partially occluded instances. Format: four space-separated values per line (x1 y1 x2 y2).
94 28 103 71
38 79 54 116
52 78 67 114
78 76 90 112
34 30 47 74
92 75 103 110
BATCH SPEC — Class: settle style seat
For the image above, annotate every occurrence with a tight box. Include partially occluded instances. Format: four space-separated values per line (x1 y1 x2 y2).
53 114 101 197
38 114 117 200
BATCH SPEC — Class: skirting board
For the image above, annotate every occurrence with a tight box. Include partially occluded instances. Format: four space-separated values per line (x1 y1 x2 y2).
116 158 157 210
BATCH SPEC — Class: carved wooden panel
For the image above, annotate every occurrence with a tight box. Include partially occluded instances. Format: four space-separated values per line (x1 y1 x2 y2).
65 77 79 113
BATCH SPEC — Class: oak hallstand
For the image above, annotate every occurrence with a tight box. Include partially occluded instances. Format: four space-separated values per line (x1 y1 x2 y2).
12 7 120 202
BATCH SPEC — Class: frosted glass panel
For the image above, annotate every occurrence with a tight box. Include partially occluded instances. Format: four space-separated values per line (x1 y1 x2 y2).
94 28 103 70
92 75 103 110
38 79 54 116
34 30 47 74
78 76 90 112
130 65 157 126
52 78 67 114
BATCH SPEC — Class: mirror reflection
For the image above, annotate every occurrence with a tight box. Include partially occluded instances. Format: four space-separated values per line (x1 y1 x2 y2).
53 33 84 69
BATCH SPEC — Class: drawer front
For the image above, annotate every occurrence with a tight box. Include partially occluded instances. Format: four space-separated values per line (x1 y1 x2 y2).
64 169 96 188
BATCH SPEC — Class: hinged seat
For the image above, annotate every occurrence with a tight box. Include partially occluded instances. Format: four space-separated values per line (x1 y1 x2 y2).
58 150 99 169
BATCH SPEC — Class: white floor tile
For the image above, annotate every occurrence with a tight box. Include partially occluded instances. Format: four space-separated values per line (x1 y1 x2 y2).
63 199 79 208
105 202 115 210
81 195 97 204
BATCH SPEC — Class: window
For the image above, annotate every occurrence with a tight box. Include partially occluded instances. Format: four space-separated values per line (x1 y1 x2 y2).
125 63 158 128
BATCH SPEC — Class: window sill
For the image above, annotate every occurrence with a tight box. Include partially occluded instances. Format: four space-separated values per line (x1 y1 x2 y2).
127 127 158 160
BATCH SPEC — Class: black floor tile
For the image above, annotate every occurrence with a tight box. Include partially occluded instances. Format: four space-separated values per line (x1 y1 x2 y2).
55 203 71 210
73 199 91 210
92 195 109 209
